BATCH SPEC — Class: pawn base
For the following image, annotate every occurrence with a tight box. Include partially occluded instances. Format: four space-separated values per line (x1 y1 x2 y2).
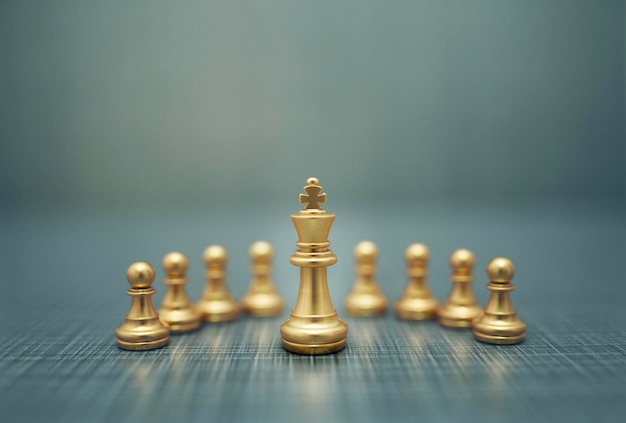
198 299 241 323
159 308 202 333
116 336 169 351
345 295 387 317
242 294 284 317
472 315 526 344
438 304 482 328
394 299 438 321
473 331 525 345
396 308 437 321
167 318 202 333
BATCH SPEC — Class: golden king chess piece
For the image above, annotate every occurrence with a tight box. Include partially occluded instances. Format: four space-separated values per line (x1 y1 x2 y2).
438 248 483 328
197 245 241 322
344 241 388 316
473 257 526 344
115 262 170 350
242 241 284 316
280 177 348 355
158 252 202 333
394 243 438 320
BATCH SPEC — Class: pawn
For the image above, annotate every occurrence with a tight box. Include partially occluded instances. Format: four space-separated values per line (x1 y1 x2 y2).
115 262 169 350
242 241 284 316
158 252 202 333
344 241 387 316
473 257 526 344
394 243 438 320
438 248 482 328
197 245 240 322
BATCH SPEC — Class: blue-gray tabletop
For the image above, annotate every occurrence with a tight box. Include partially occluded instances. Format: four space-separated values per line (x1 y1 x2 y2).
1 203 624 422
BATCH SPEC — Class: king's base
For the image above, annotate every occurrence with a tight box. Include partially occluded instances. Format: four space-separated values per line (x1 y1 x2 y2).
473 331 525 345
280 315 348 355
116 336 169 351
281 338 346 355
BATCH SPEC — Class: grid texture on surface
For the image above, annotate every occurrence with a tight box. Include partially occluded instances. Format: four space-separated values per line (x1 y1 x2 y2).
1 313 626 423
0 205 625 422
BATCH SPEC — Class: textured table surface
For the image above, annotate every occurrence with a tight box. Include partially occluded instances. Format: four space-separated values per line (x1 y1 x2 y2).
1 202 625 422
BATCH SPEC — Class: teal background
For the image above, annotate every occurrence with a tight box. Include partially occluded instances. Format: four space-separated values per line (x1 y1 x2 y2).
0 4 625 422
1 0 624 208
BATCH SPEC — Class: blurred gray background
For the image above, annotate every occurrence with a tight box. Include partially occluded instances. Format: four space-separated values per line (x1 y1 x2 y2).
0 0 624 310
0 2 625 422
1 0 623 208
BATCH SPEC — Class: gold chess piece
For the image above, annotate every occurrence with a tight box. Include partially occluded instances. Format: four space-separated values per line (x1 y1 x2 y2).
280 177 348 355
394 243 438 320
242 241 284 316
438 248 483 328
115 262 170 350
197 245 241 322
473 257 526 344
344 241 387 316
158 252 202 333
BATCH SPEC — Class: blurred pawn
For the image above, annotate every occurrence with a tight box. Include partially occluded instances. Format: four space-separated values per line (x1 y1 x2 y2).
473 257 526 344
438 248 482 328
394 243 438 320
344 241 387 316
197 245 241 322
115 262 169 350
158 252 201 333
241 241 284 316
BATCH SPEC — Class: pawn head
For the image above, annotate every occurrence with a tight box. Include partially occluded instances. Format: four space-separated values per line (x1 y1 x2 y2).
203 245 228 265
126 261 155 288
405 243 429 265
354 241 378 262
250 241 273 261
162 252 189 277
450 248 475 273
487 257 515 283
